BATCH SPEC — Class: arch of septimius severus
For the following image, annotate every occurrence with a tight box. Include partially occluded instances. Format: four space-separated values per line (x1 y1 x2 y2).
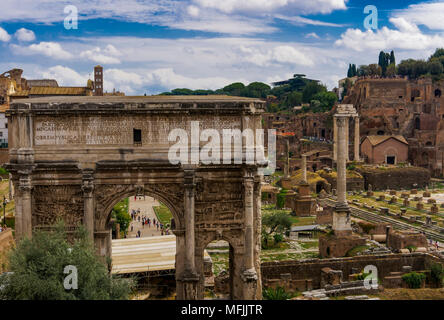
5 96 266 300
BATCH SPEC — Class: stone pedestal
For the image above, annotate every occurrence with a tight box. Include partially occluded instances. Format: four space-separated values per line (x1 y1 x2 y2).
403 199 410 207
416 202 424 210
292 182 316 217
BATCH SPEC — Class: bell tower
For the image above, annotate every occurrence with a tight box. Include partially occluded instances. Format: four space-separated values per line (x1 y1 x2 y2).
94 65 103 96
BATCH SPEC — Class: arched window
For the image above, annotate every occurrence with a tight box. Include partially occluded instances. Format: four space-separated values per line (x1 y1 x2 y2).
426 141 433 146
377 130 385 136
435 89 442 98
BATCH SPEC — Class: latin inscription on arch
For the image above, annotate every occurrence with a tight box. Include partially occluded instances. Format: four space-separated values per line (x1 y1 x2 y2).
34 115 241 146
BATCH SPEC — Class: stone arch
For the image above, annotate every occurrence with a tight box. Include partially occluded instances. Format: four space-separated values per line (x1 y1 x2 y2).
195 230 244 299
98 184 183 232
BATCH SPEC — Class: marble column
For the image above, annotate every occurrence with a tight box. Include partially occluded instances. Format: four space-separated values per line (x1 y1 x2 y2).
333 115 352 235
354 116 360 161
253 174 262 299
82 172 94 241
184 170 196 275
19 174 32 239
333 117 337 162
345 116 349 161
243 171 256 274
302 155 307 183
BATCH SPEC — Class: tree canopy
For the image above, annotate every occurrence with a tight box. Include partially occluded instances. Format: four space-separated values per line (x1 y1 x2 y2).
0 222 134 300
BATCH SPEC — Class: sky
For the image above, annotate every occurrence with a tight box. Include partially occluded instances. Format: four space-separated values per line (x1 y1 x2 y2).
0 0 443 95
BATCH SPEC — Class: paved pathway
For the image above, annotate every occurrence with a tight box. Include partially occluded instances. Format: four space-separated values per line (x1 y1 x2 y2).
127 196 163 238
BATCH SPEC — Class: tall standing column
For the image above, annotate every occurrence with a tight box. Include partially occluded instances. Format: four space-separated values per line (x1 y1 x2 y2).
333 115 352 235
243 172 255 272
19 173 32 238
253 174 262 299
183 169 196 275
82 171 95 241
336 116 348 207
354 116 360 161
241 169 258 300
301 155 307 183
333 117 337 162
345 116 349 161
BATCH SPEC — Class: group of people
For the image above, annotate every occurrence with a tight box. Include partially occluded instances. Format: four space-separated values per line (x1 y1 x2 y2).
129 207 170 238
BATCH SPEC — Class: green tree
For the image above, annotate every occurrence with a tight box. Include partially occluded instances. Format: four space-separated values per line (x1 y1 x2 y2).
352 64 357 76
262 211 292 235
312 91 338 113
368 64 382 76
386 63 397 77
111 198 131 235
302 82 326 103
222 82 245 96
430 48 444 60
428 59 444 75
347 64 352 78
378 51 388 76
245 82 271 98
0 222 134 300
389 50 396 66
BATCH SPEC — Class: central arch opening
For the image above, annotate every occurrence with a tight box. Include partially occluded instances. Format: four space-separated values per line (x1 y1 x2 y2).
109 194 178 299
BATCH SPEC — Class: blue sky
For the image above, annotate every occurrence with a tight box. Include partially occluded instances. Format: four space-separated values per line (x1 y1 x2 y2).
0 0 443 95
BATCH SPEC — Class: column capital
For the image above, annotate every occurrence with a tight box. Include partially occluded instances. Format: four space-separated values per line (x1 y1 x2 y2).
335 116 347 128
82 170 95 195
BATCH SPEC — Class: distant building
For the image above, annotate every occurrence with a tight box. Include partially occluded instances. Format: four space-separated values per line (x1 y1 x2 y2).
0 105 8 148
361 135 409 165
94 65 103 96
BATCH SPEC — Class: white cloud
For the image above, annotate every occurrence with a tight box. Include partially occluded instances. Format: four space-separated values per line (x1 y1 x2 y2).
305 32 320 39
0 27 11 42
238 45 314 67
15 28 36 42
393 2 444 31
80 46 121 64
41 65 88 87
0 0 347 35
27 42 73 59
335 17 444 51
187 5 200 17
192 0 347 15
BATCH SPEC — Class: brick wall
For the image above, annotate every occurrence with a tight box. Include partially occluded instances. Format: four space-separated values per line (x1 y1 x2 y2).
261 253 432 289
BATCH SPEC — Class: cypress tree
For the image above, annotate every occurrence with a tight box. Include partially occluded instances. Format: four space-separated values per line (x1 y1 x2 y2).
390 50 396 65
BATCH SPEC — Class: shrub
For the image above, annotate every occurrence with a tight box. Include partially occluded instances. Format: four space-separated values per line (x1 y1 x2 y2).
263 286 294 300
402 272 426 289
0 221 134 300
430 264 444 287
273 233 284 244
406 245 417 253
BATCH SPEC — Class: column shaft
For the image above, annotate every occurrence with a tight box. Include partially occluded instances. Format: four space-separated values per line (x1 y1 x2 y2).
19 175 32 238
184 180 196 274
244 175 254 271
354 117 360 161
345 116 349 161
302 155 307 182
336 116 347 206
333 117 337 161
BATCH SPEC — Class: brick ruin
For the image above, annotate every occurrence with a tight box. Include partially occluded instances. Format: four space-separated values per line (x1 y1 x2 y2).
264 77 444 178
